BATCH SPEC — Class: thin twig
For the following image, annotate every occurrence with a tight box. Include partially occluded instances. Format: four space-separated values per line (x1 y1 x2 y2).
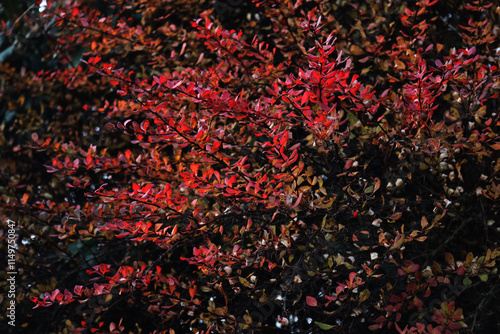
8 4 37 34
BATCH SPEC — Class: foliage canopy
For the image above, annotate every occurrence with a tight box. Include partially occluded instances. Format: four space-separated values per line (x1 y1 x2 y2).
1 0 499 333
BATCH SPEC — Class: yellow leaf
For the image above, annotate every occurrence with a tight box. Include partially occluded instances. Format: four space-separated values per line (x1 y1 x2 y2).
390 232 405 250
358 289 370 303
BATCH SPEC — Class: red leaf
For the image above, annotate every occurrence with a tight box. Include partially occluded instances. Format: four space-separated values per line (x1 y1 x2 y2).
306 296 318 307
349 272 357 284
88 56 101 65
301 91 309 106
212 141 221 153
189 286 196 299
344 159 354 169
104 122 115 131
141 120 150 132
74 285 84 296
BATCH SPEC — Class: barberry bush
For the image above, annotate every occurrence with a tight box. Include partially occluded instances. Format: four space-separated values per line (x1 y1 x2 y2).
1 0 499 333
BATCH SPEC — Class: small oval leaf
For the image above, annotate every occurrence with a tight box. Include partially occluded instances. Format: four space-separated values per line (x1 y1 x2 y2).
306 296 317 307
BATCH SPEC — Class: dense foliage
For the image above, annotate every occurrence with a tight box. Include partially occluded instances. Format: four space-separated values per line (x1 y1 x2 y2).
1 0 499 333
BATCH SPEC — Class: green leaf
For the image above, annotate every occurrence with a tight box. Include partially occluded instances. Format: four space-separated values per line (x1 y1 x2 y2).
314 321 336 330
70 47 86 68
239 277 251 287
463 277 472 286
0 45 15 63
68 241 83 257
478 273 488 282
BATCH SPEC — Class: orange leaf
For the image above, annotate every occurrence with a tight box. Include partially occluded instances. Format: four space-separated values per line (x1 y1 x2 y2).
22 193 30 204
489 142 500 150
373 177 381 193
350 44 365 56
189 286 196 299
421 216 429 229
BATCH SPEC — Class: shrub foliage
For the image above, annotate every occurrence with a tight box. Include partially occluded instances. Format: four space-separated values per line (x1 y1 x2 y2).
1 0 499 333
